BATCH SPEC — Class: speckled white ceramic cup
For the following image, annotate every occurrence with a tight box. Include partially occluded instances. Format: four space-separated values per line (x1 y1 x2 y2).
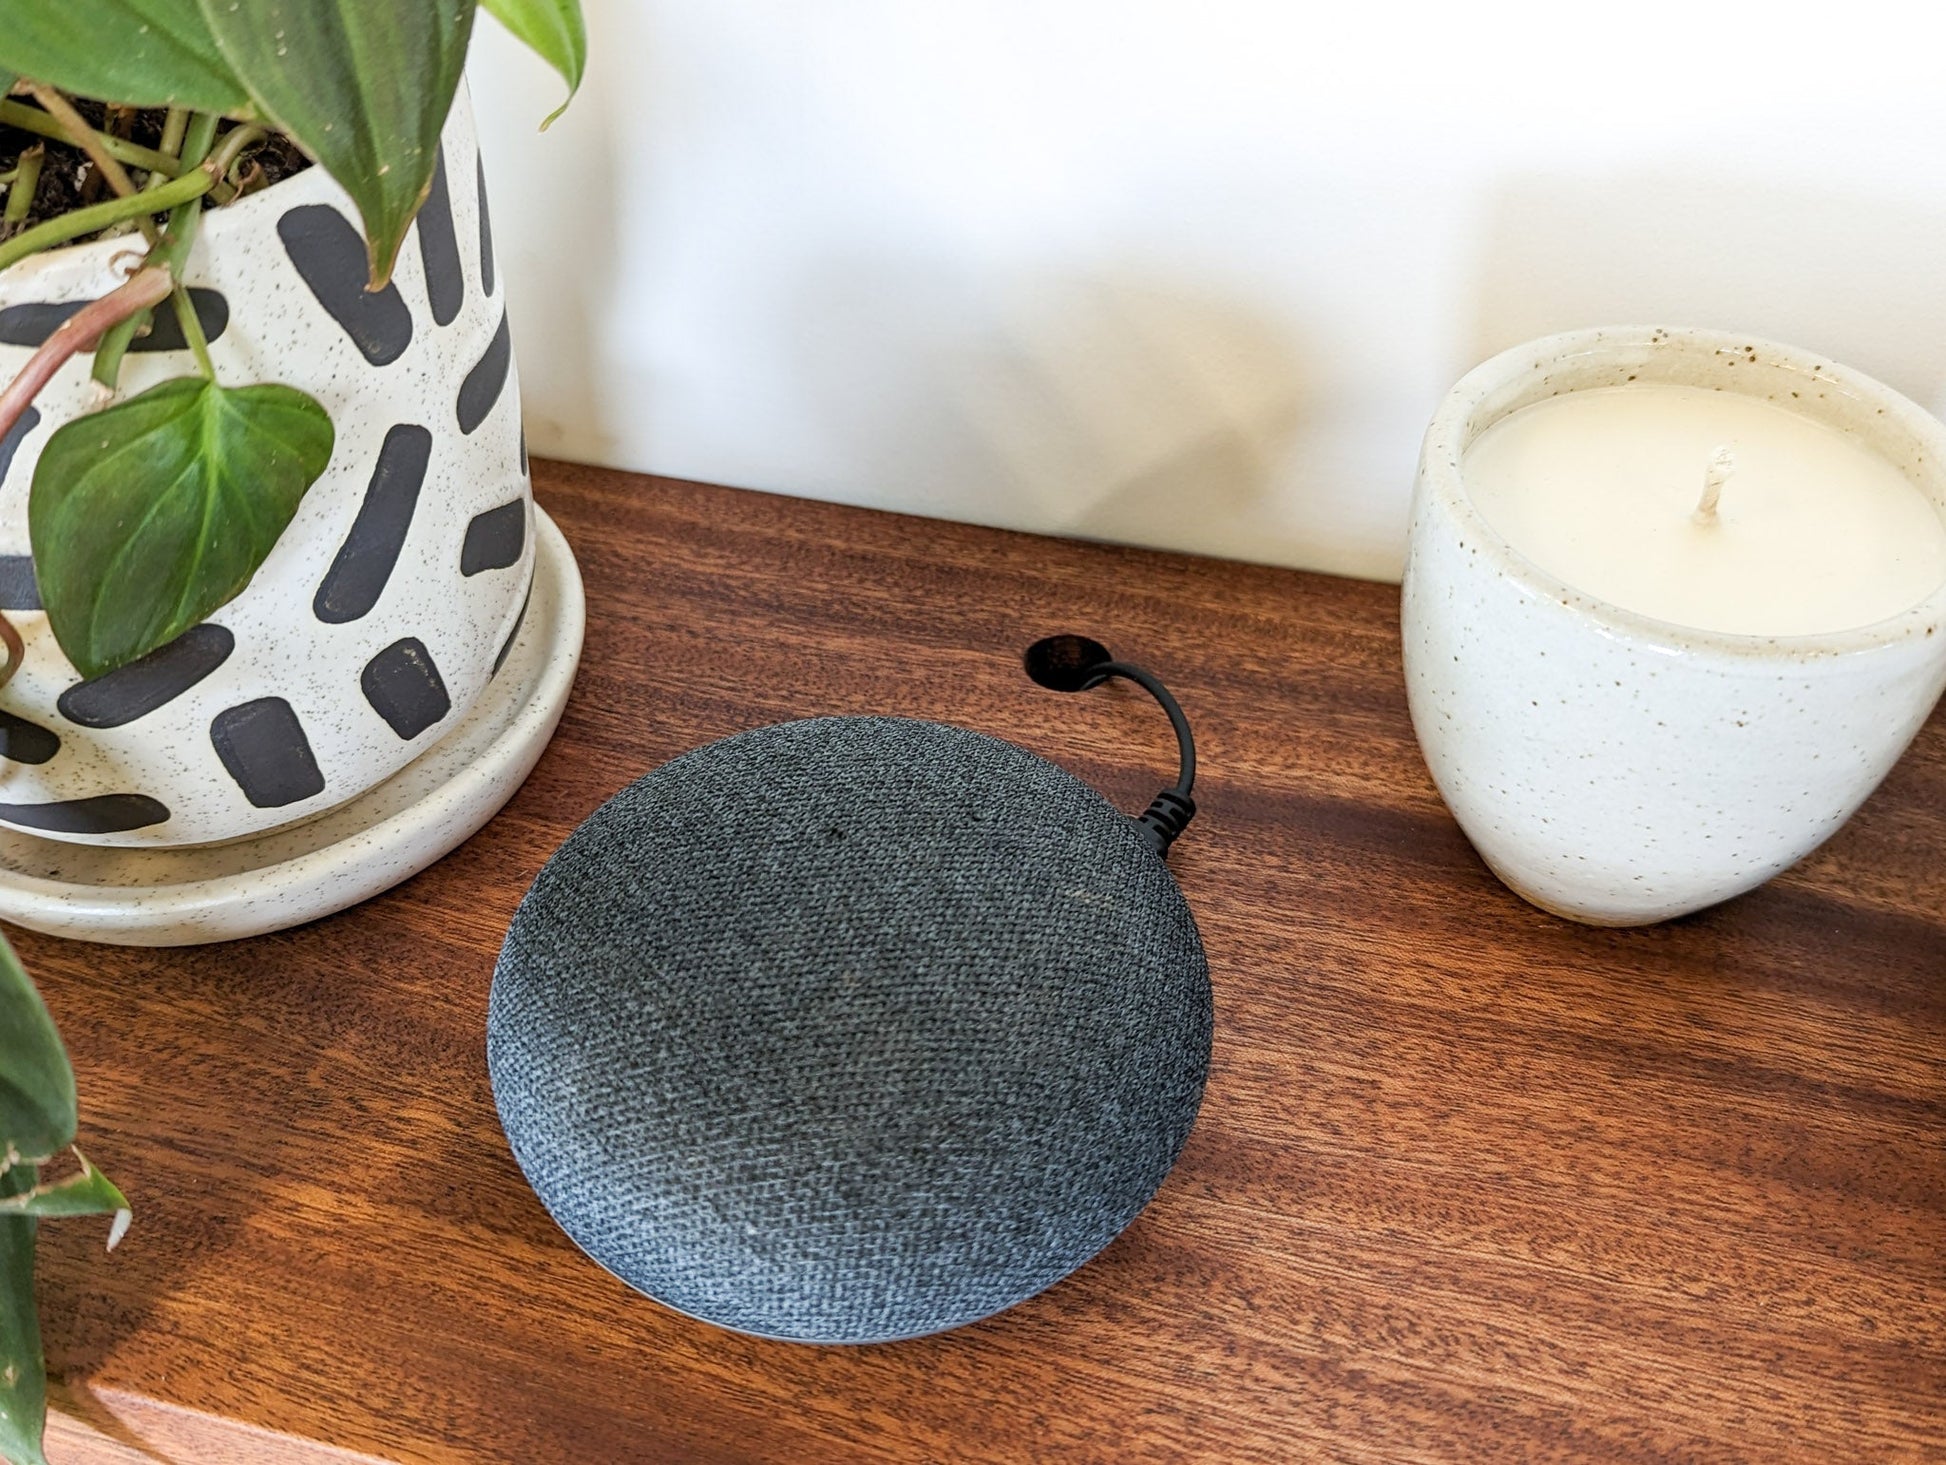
1402 327 1946 925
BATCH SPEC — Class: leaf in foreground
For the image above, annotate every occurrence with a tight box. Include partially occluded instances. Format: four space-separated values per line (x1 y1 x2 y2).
199 0 474 286
0 932 63 1465
481 0 587 126
0 0 248 114
30 378 334 679
0 933 72 1173
0 943 127 1465
0 1163 49 1465
0 1150 130 1245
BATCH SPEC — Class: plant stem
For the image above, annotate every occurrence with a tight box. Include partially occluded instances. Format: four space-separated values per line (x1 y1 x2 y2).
21 91 150 195
0 100 184 180
0 609 21 693
23 86 156 245
207 127 266 206
2 146 41 227
144 109 190 196
171 286 214 381
90 114 220 390
205 125 267 182
0 166 212 276
179 113 220 173
0 267 172 449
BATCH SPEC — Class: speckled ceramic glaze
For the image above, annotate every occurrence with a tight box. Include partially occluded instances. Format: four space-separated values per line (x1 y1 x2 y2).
0 509 581 944
0 92 534 847
1403 327 1946 925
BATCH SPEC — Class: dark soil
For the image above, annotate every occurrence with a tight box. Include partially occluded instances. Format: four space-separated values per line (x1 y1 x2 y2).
0 96 311 243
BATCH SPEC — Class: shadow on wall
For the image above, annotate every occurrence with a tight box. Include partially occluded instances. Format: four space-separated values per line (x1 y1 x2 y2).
1469 171 1946 413
780 260 1338 566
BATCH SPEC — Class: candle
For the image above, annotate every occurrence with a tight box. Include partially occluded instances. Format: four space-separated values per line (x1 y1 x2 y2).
1402 327 1946 925
1462 385 1946 637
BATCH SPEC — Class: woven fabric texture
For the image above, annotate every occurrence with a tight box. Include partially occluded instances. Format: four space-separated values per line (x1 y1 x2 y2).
489 716 1211 1343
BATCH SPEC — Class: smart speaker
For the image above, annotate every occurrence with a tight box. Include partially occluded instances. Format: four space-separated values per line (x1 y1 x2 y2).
488 637 1211 1342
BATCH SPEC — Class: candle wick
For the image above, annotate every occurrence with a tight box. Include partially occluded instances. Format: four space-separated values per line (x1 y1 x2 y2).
1693 447 1734 525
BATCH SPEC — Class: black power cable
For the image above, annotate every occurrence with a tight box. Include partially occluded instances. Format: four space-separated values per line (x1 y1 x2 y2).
1023 634 1198 856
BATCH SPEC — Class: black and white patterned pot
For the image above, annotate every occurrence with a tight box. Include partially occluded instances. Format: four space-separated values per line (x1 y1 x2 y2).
0 94 534 847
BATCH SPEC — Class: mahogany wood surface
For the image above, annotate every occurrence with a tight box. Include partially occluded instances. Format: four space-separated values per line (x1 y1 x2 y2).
20 462 1946 1463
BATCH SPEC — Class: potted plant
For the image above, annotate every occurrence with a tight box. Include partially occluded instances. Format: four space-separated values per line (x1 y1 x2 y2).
0 0 584 850
0 931 130 1465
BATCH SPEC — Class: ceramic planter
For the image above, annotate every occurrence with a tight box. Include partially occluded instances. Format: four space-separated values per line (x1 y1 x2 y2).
0 93 533 848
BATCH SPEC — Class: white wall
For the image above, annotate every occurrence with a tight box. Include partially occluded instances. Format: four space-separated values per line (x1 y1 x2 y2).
469 0 1946 582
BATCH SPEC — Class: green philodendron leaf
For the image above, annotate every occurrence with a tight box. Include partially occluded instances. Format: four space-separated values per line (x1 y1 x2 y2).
0 933 73 1173
30 378 334 680
0 1164 48 1465
0 941 63 1464
481 0 586 126
0 1150 129 1237
0 0 248 114
198 0 476 286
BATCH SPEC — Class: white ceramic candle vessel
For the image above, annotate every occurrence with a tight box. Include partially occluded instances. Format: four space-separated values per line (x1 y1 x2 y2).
1403 326 1946 925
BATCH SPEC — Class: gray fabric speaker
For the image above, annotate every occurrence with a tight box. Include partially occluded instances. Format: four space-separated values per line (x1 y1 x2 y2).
489 706 1211 1343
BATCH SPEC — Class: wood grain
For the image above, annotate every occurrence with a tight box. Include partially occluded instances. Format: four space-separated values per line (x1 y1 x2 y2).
17 462 1946 1464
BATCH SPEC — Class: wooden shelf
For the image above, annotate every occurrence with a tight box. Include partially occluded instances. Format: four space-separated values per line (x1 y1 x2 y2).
22 462 1946 1462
